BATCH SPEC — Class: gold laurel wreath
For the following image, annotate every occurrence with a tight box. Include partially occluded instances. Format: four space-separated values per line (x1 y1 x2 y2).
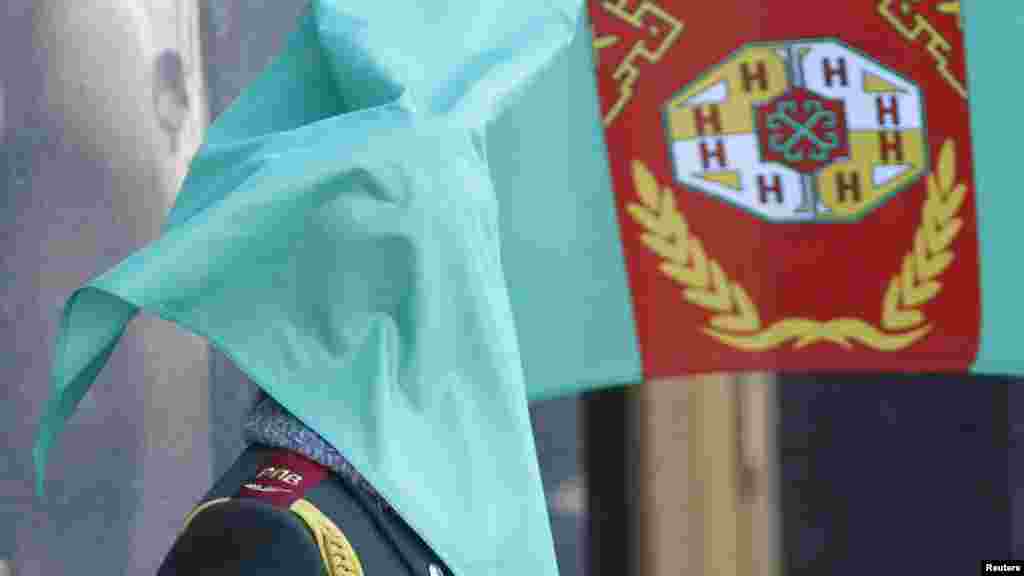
626 138 967 351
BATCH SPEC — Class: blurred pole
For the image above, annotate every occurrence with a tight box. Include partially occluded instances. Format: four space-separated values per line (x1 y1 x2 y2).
636 374 779 576
635 376 694 575
738 372 780 576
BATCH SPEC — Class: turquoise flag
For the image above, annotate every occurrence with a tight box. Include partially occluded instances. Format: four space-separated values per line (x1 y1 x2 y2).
963 2 1024 375
498 0 1024 385
35 2 585 575
33 1 1024 575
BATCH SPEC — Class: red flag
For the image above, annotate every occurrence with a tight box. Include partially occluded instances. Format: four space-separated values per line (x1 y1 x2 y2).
588 0 978 376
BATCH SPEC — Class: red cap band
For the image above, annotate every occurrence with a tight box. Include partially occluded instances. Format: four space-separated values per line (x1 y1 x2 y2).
236 449 329 508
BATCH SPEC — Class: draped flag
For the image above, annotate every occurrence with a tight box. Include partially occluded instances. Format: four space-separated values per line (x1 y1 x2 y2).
33 1 1024 575
589 0 985 376
497 0 1021 399
35 2 584 576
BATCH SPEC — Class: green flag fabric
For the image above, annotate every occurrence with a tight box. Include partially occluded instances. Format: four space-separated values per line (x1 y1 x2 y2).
963 2 1024 375
35 2 585 575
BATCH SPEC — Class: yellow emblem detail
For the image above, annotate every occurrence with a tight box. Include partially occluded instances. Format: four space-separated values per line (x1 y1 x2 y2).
936 1 962 29
877 0 966 98
626 138 966 351
592 34 620 51
181 497 232 531
698 171 742 191
593 0 684 126
863 71 908 94
290 499 365 576
664 38 928 223
180 497 365 576
666 45 788 140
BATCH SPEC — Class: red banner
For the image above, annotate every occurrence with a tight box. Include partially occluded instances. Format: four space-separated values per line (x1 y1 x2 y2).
588 0 978 376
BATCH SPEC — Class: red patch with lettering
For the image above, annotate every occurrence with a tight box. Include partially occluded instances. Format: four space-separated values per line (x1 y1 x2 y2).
236 450 328 508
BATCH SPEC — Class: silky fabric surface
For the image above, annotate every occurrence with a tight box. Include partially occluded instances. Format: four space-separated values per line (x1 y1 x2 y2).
962 2 1024 375
35 2 582 575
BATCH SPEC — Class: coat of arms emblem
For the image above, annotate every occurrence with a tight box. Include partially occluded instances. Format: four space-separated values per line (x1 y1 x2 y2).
664 40 927 222
590 0 978 376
